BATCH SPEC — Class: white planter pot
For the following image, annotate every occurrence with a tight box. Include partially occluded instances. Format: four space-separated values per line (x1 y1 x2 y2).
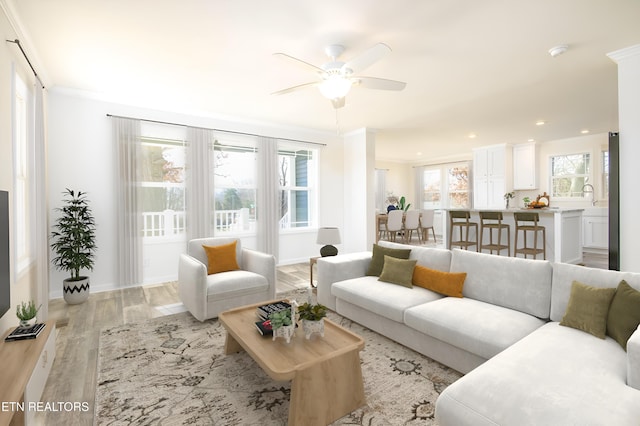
302 318 325 339
272 324 295 343
63 277 90 305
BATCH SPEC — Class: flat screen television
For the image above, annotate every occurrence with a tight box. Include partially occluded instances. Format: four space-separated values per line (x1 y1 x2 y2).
0 190 10 318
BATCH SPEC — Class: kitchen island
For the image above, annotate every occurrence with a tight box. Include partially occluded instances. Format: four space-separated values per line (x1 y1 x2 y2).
442 208 583 264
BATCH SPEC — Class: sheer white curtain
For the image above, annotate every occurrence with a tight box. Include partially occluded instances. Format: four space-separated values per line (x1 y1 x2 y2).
186 127 214 240
375 169 387 212
113 117 143 286
257 137 280 260
34 84 49 318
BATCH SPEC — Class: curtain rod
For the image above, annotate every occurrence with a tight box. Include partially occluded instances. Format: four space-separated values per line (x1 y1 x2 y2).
5 39 45 89
106 114 327 147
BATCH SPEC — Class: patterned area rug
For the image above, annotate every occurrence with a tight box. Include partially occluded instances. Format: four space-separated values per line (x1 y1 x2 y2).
94 292 461 425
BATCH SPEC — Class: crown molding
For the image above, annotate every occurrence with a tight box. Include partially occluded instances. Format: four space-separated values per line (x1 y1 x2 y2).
607 44 640 64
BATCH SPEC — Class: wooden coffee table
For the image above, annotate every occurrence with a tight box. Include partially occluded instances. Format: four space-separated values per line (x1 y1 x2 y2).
219 300 366 426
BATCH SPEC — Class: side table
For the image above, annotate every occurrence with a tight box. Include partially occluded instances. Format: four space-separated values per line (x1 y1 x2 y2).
309 256 319 288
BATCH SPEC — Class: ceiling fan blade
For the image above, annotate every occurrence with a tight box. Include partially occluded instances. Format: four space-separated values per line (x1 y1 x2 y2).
331 97 346 109
354 76 407 91
273 52 325 74
272 81 319 96
341 43 392 75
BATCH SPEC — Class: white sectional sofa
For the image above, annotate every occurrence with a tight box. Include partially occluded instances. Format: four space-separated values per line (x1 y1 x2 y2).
316 240 640 425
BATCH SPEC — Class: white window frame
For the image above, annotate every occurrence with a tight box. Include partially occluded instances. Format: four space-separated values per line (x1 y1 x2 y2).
419 161 470 209
278 144 318 231
549 152 591 199
12 71 35 275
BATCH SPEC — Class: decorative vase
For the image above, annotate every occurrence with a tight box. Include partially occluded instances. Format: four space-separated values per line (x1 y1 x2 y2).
19 318 35 328
505 199 510 209
302 319 325 339
272 324 295 343
63 276 90 305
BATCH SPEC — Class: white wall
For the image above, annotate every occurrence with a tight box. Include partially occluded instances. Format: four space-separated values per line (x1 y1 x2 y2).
375 160 413 208
47 89 341 297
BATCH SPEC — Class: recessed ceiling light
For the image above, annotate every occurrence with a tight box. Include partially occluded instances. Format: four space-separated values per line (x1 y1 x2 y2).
536 120 546 126
528 138 535 142
417 151 423 156
468 133 477 139
581 129 590 134
549 44 569 58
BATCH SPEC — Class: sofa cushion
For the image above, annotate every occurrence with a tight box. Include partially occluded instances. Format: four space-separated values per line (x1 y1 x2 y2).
436 322 640 426
412 265 466 297
378 256 417 288
560 280 616 338
405 297 545 360
551 262 640 322
365 243 412 276
203 241 240 274
378 240 452 272
332 277 442 323
206 270 268 301
607 280 640 349
450 249 552 319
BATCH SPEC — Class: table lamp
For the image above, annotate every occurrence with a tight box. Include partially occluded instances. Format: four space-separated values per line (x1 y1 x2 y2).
317 227 341 257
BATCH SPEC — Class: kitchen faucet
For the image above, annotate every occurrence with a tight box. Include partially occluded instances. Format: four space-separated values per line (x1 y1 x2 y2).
581 184 596 206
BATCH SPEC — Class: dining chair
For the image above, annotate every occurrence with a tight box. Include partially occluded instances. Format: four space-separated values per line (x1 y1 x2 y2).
420 209 437 244
386 210 404 242
404 210 421 244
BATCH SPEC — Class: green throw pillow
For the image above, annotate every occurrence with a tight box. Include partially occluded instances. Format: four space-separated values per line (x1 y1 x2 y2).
560 280 616 339
366 244 412 277
378 256 417 288
607 280 640 350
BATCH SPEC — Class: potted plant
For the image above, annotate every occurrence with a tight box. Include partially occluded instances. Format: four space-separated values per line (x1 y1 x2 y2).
523 197 531 208
50 189 97 305
504 191 515 209
298 302 327 339
269 308 295 343
16 301 41 328
398 196 411 212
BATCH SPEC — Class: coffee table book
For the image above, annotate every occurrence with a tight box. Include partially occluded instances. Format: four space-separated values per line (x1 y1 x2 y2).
256 301 291 321
4 322 46 342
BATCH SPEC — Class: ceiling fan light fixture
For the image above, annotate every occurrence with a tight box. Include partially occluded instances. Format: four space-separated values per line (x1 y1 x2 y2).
318 75 352 100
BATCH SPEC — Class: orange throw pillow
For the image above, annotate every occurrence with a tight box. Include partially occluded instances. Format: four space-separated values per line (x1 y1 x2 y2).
203 241 240 274
412 265 466 298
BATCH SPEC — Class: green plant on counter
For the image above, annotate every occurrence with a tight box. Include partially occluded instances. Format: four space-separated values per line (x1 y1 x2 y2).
298 303 328 321
16 301 41 321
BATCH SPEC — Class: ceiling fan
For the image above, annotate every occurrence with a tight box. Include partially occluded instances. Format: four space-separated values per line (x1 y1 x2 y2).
272 43 406 109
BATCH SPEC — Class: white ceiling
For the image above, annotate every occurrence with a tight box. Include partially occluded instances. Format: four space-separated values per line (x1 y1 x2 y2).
5 0 640 162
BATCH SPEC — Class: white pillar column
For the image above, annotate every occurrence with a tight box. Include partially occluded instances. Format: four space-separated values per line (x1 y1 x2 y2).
608 44 640 272
343 128 376 252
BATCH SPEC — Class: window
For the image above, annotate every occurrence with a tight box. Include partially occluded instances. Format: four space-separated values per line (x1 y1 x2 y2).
13 72 34 272
213 138 257 234
139 137 186 239
550 153 591 198
278 145 317 229
420 162 470 209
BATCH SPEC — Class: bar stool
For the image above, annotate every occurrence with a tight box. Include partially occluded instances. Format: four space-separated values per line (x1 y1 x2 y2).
479 211 510 256
448 210 478 251
513 212 546 260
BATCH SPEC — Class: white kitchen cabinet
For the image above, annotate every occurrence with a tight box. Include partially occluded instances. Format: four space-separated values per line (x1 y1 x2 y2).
513 142 538 190
473 144 512 209
583 208 608 251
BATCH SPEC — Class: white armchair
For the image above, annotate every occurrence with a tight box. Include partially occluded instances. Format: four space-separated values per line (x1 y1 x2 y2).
178 237 276 321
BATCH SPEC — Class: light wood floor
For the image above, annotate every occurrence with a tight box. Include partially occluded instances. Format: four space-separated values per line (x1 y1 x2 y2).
38 262 311 426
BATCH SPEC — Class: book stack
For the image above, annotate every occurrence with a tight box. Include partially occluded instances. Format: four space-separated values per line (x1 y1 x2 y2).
5 323 46 342
255 301 291 336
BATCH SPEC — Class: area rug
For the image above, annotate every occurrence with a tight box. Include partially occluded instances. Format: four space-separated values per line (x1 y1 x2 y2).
94 292 461 425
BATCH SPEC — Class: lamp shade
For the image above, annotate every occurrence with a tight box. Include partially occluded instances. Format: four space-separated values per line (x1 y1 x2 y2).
316 227 341 245
317 227 341 257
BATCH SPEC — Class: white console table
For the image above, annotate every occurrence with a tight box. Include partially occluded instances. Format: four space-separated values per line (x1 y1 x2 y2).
0 320 56 426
